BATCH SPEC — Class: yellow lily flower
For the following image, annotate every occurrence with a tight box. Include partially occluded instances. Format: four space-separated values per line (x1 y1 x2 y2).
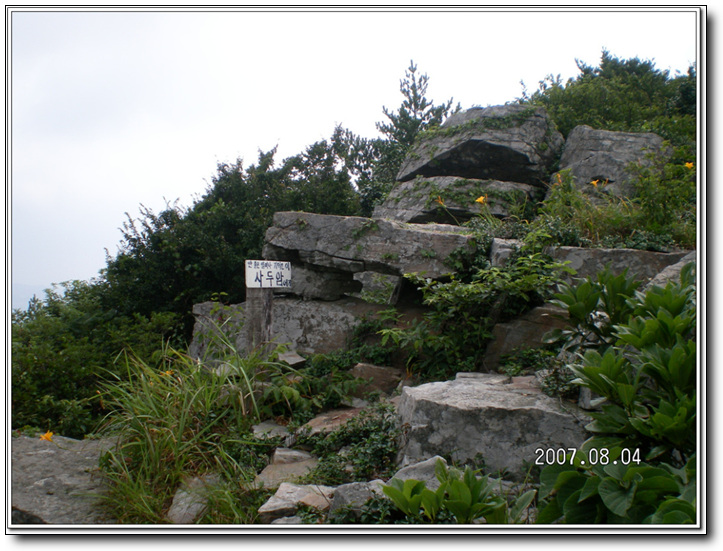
40 431 54 442
685 162 694 169
475 195 488 205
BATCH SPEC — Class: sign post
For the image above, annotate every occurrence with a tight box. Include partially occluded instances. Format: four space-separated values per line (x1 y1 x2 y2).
244 260 291 358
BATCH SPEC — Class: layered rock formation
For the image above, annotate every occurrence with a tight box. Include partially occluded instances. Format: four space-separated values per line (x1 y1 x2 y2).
396 104 564 184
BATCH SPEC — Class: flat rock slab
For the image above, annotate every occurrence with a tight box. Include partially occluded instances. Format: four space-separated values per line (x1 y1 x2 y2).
263 211 475 281
255 459 319 489
549 246 692 284
396 374 589 481
301 407 363 436
10 435 117 525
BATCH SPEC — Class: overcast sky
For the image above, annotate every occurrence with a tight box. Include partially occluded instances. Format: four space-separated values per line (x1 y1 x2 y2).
7 6 702 310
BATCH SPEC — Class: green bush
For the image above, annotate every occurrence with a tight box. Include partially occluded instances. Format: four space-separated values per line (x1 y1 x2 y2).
378 238 573 381
536 263 697 524
11 280 180 438
382 459 536 524
298 401 401 485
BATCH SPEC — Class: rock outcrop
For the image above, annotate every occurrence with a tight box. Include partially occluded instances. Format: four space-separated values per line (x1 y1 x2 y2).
396 104 564 185
552 124 668 199
549 246 691 283
189 296 384 358
263 211 474 286
372 175 543 224
10 435 117 525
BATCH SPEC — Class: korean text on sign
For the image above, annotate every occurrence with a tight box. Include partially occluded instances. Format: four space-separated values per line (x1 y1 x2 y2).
245 260 292 289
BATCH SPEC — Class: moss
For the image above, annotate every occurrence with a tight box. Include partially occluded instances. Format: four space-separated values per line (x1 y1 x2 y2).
412 106 538 147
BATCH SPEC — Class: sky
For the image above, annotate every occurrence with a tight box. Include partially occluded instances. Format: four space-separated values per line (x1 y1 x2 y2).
7 5 702 311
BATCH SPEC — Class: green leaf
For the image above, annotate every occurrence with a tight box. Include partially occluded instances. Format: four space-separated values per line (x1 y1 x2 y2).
508 489 537 523
535 498 563 524
563 489 600 524
579 475 602 502
598 477 637 517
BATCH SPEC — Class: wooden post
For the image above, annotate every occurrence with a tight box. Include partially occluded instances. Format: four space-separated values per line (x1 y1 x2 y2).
246 287 274 359
244 259 291 365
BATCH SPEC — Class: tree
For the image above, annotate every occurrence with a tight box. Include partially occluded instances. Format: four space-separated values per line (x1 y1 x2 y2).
519 50 696 148
377 61 456 181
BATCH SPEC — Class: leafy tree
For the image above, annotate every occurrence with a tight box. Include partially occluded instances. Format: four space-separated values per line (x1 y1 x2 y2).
281 127 363 216
103 135 367 338
368 60 458 207
519 50 696 147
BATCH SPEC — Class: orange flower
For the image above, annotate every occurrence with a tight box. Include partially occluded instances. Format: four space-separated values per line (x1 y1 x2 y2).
40 431 54 442
590 179 599 188
685 162 695 169
435 196 445 206
475 195 488 205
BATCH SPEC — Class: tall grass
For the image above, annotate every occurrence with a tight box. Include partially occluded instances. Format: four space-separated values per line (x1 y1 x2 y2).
97 341 290 523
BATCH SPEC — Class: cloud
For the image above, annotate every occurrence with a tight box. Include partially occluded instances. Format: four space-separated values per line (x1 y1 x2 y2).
9 7 700 309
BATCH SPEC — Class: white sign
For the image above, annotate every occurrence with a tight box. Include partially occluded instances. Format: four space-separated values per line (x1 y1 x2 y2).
245 260 292 289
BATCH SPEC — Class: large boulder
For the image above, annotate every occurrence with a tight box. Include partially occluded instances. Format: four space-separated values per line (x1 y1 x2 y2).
396 374 589 481
396 104 564 185
552 125 668 199
373 175 544 224
548 246 692 284
11 435 117 525
189 297 384 358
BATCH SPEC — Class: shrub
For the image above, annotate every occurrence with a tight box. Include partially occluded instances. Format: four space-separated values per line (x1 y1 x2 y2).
536 263 697 524
297 401 401 485
379 238 574 381
381 459 537 524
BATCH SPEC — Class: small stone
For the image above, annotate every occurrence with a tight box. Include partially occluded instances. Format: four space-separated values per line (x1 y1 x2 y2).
392 456 448 491
301 408 362 436
257 483 335 523
166 474 220 524
252 420 291 440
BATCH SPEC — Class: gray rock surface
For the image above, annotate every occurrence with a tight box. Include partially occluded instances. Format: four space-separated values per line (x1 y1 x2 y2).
255 449 319 489
10 434 117 525
643 251 697 291
373 176 544 224
391 456 448 491
257 482 335 523
328 480 385 520
350 363 405 396
549 246 691 284
166 474 221 524
396 374 589 481
263 211 474 281
553 124 668 199
483 305 569 371
397 104 564 185
189 296 384 358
